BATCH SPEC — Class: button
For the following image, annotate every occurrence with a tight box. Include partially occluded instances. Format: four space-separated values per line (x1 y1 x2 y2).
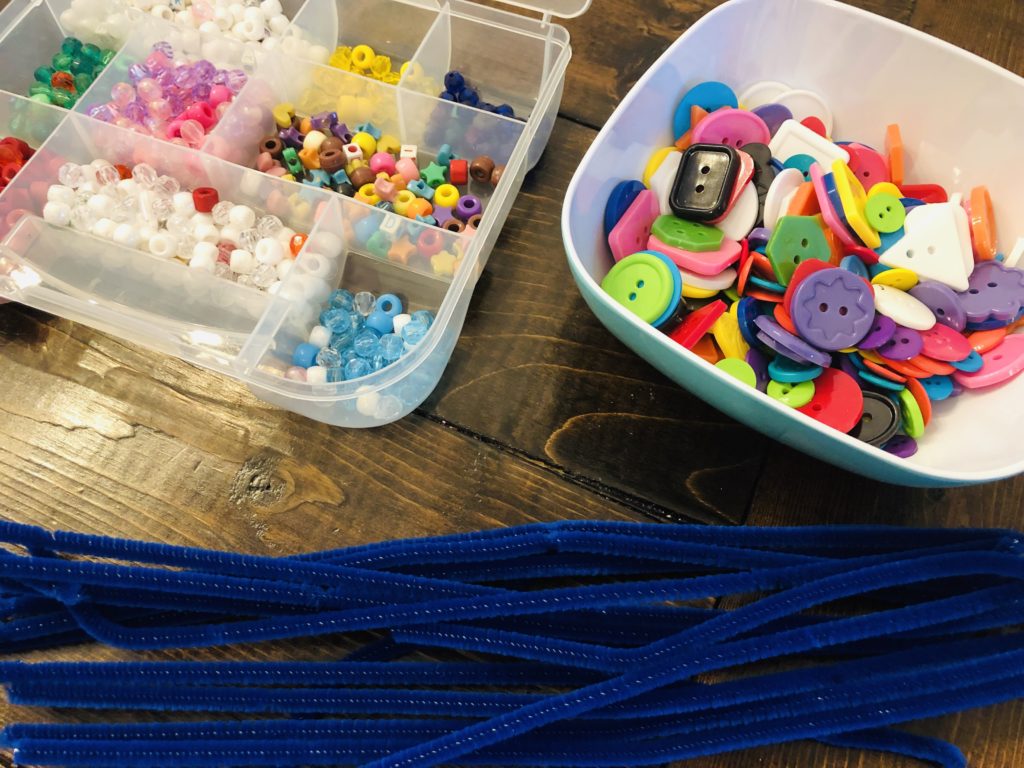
765 215 832 285
648 150 684 215
801 116 828 137
908 280 967 331
740 80 791 109
755 314 832 367
906 377 932 427
713 182 760 241
712 308 750 360
897 387 925 438
782 153 815 181
774 301 798 334
871 267 918 292
873 284 936 331
881 203 973 290
920 375 954 401
770 119 849 170
735 296 763 347
878 325 924 361
746 347 771 391
679 264 737 295
672 81 738 141
667 299 727 349
954 335 1024 389
648 233 742 276
670 143 740 221
790 267 875 350
968 327 1007 354
957 261 1024 324
840 254 871 281
692 108 771 149
901 184 948 204
643 147 677 187
651 214 723 252
768 355 822 383
883 434 918 459
604 179 646 236
768 378 815 407
783 258 834 315
608 189 661 262
600 251 680 326
864 191 906 234
861 356 907 384
762 168 805 229
773 88 834 135
857 313 897 350
885 124 905 187
832 160 881 249
844 142 889 191
950 349 984 373
795 368 863 433
849 391 901 445
919 323 972 362
911 354 957 376
810 162 859 250
751 103 793 136
716 357 757 387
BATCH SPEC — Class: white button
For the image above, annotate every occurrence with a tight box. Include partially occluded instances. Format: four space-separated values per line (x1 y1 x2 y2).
873 284 937 331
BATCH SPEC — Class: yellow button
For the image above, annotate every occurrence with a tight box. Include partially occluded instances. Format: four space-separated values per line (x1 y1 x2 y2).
832 160 881 249
871 268 918 292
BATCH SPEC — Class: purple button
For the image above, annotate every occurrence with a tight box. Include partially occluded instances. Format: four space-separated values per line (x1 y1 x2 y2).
957 261 1024 324
790 268 875 350
752 103 793 137
877 325 924 361
909 280 967 331
754 315 832 367
746 347 770 392
883 434 918 459
837 353 861 381
857 313 896 350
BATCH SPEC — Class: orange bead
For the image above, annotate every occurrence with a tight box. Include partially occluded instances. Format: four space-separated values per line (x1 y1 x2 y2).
298 117 313 134
405 197 432 219
298 147 320 170
289 233 307 257
388 236 417 265
51 72 75 92
115 163 131 180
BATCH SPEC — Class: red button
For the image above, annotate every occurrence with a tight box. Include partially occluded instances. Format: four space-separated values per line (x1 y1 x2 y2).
668 300 726 349
796 368 863 433
920 323 972 362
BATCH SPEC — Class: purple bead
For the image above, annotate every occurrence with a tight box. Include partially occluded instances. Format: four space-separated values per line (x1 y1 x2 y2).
123 100 148 123
311 112 335 132
331 122 352 142
155 68 175 89
127 63 150 84
279 126 303 148
432 205 455 228
174 65 198 89
167 93 185 115
191 82 212 101
151 41 175 59
212 70 228 86
455 195 482 221
193 59 216 81
225 69 247 93
87 104 115 121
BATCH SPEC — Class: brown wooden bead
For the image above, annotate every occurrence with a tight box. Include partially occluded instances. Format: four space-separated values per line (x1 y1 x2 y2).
320 148 346 175
260 136 284 158
470 155 495 183
442 218 465 233
466 213 483 230
490 164 505 186
349 165 376 189
319 136 345 155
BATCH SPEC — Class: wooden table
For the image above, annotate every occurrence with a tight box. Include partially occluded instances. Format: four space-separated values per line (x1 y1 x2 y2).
2 0 1024 765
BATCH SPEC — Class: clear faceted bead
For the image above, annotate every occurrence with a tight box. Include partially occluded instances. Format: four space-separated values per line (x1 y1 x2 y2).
256 215 283 238
238 228 260 251
132 163 158 188
58 163 85 189
211 200 233 226
353 291 376 316
252 263 277 289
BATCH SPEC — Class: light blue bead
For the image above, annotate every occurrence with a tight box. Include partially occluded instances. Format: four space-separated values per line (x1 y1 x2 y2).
416 215 437 227
354 215 379 243
344 357 372 380
380 333 404 361
341 347 361 365
331 169 350 187
354 329 383 358
303 170 331 188
329 289 354 310
330 328 357 352
401 319 429 346
320 308 355 333
316 347 343 368
366 309 395 335
407 179 434 201
411 309 434 328
370 354 386 371
437 144 457 167
355 121 381 140
292 342 319 368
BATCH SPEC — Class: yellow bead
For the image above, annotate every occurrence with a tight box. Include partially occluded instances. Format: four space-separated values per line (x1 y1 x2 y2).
355 183 381 206
351 131 376 159
370 55 391 77
272 102 295 129
431 250 457 277
382 72 401 86
336 94 358 118
377 134 401 155
282 174 295 182
329 46 352 70
434 184 459 208
393 190 415 217
351 44 375 71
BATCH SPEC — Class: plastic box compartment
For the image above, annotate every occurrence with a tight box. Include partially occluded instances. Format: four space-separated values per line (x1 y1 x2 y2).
0 0 579 427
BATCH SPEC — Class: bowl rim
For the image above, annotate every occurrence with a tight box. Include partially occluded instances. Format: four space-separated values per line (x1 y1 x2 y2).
560 0 1024 485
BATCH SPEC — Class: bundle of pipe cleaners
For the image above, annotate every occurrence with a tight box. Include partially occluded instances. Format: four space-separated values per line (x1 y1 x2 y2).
1 518 1024 767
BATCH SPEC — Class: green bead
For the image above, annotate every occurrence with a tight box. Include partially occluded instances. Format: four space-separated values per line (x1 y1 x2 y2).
61 36 82 55
74 73 92 92
29 93 53 105
52 52 72 71
81 43 102 62
34 66 54 84
50 90 74 108
69 56 87 74
100 49 115 65
366 231 391 258
28 83 52 97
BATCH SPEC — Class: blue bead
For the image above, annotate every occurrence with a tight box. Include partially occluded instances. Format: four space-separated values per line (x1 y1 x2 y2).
316 347 342 368
439 91 456 102
437 144 456 167
370 354 387 371
329 289 354 310
407 179 434 201
344 357 372 380
375 201 395 213
355 121 381 140
416 215 437 227
380 333 404 361
354 215 379 243
366 309 395 335
320 308 354 333
410 309 433 328
376 293 404 317
330 329 357 352
401 319 430 346
456 86 479 106
331 169 350 187
292 343 319 368
444 70 465 93
354 329 383 358
494 103 515 118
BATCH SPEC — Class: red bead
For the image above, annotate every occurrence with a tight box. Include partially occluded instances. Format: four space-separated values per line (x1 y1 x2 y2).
1 163 21 185
449 158 469 186
417 228 444 257
289 233 307 257
192 186 219 213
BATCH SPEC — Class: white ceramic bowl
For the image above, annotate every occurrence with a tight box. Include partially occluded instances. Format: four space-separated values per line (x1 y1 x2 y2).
562 0 1024 486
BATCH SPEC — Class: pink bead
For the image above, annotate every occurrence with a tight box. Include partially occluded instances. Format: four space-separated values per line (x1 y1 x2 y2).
137 78 162 102
369 152 396 176
114 117 133 129
148 98 172 121
184 102 216 129
267 166 288 177
395 157 419 183
179 118 206 147
110 82 135 108
166 120 184 139
215 102 231 120
285 366 307 382
374 177 397 202
256 152 275 172
145 51 171 73
190 0 213 21
208 85 232 107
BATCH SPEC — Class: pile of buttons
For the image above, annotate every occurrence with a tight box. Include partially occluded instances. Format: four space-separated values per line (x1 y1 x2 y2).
601 80 1024 459
28 37 116 109
83 42 246 146
288 288 435 384
328 44 404 85
439 71 516 119
0 138 35 192
43 159 309 294
256 104 502 232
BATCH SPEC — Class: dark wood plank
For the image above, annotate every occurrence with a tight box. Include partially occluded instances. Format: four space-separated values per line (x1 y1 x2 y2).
422 116 765 524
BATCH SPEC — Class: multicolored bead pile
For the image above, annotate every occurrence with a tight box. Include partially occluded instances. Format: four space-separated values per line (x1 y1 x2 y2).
255 104 502 231
602 79 1024 459
43 159 308 293
84 42 246 146
28 37 116 109
0 138 35 192
287 288 435 384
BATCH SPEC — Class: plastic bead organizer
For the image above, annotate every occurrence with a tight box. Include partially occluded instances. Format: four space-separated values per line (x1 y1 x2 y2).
0 0 588 428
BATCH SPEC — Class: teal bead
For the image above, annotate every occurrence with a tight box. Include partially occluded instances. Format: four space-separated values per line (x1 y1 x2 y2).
74 73 92 92
81 43 102 62
61 37 82 55
34 66 54 84
52 52 72 71
69 56 87 74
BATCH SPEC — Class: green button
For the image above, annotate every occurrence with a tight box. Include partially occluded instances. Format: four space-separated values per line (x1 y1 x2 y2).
601 252 674 324
864 193 906 234
715 358 757 387
651 215 723 253
766 216 831 286
897 388 924 438
767 378 815 407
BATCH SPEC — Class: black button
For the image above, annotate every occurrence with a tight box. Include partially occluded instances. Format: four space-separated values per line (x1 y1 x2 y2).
669 143 739 221
848 391 901 446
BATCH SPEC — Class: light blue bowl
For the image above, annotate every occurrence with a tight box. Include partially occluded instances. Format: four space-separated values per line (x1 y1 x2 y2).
562 0 1024 486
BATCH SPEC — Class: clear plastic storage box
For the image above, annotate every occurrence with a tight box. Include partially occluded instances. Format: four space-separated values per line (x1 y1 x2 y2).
0 0 587 427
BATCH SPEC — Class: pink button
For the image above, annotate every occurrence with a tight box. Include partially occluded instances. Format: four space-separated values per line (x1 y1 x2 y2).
648 233 743 275
954 335 1024 389
710 150 755 224
920 323 972 362
608 189 661 262
810 162 858 249
845 143 889 191
692 108 770 149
